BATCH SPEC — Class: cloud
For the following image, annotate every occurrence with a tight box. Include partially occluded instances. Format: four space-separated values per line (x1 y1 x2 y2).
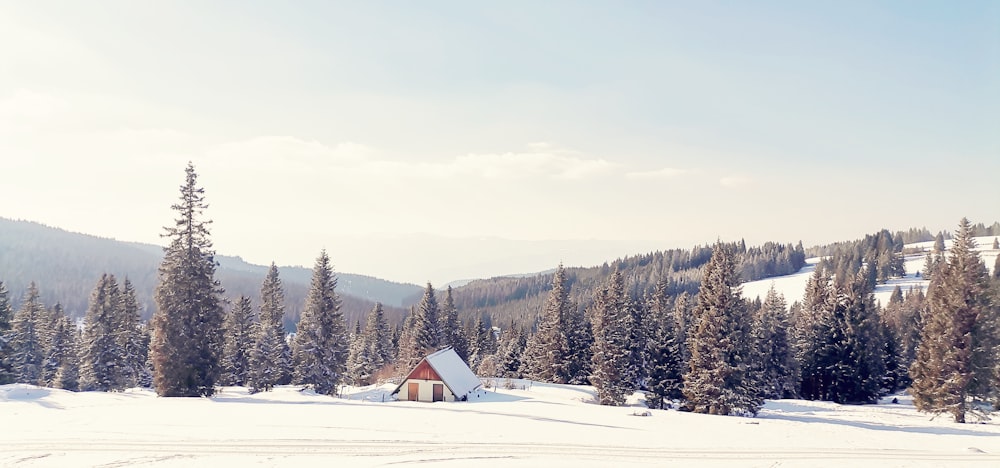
625 167 689 180
204 136 372 169
719 175 752 188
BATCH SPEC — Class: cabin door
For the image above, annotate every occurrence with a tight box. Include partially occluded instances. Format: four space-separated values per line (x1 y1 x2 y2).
432 384 444 402
407 382 419 401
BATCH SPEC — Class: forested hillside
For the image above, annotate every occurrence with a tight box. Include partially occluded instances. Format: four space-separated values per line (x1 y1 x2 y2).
0 218 417 328
446 240 807 328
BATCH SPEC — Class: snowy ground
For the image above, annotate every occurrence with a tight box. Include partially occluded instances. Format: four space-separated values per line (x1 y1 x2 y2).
3 381 1000 467
742 236 1000 307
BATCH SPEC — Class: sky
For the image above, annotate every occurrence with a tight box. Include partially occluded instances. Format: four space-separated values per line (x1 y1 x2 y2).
1 1 998 286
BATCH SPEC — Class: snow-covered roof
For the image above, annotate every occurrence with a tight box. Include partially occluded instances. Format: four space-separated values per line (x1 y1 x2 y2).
393 347 481 399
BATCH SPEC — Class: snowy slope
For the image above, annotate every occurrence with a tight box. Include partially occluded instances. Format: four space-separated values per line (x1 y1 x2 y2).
2 382 999 467
742 236 1000 307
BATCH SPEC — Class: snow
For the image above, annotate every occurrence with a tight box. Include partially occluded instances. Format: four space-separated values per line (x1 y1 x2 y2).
2 382 999 467
741 236 1000 307
423 347 482 398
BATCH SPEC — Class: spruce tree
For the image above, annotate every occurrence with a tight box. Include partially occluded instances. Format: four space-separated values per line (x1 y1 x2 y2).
119 278 148 388
793 267 835 400
80 274 127 391
248 263 291 392
753 285 795 399
9 282 47 385
150 163 225 397
0 280 14 384
292 250 349 395
645 278 683 409
911 218 998 423
414 283 441 352
439 286 467 361
347 302 392 385
589 269 634 406
522 264 571 383
45 309 80 391
683 243 762 416
498 323 527 379
221 296 256 386
564 304 593 385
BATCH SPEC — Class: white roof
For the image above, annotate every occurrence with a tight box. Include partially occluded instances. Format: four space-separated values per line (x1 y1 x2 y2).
423 348 482 398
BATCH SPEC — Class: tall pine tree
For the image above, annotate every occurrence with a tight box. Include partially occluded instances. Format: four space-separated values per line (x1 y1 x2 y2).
248 263 291 392
752 285 795 399
80 274 127 391
522 264 571 383
9 283 47 385
0 280 14 384
150 163 226 397
119 278 149 388
911 218 998 423
644 278 684 409
683 243 762 416
292 250 349 395
589 269 634 406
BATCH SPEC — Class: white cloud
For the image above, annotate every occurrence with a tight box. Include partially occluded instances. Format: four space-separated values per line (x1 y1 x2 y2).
625 167 688 180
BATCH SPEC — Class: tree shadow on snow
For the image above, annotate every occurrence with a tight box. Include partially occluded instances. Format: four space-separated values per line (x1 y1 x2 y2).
760 410 995 438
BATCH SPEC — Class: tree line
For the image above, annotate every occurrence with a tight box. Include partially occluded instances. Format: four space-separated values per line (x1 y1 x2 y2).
2 164 997 424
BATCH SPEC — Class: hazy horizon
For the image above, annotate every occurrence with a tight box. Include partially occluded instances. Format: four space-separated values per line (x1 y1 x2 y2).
2 1 997 285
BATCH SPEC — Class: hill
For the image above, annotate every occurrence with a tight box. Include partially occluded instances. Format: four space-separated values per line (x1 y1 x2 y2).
0 218 420 327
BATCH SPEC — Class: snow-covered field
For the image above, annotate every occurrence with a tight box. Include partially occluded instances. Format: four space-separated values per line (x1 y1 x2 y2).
3 381 999 467
742 236 1000 306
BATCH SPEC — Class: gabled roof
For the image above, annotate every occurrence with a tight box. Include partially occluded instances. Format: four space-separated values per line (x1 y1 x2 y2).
392 347 482 399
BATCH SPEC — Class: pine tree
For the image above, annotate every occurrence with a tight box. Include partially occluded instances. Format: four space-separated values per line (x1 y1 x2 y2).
438 286 468 361
414 283 441 352
645 278 684 409
0 280 14 384
564 304 593 385
118 278 148 388
497 323 527 379
793 267 835 400
753 285 795 399
80 274 127 391
467 315 496 374
248 263 291 392
150 163 226 397
672 291 694 370
830 267 885 403
522 264 571 383
9 283 47 385
993 237 999 250
292 250 349 395
589 270 634 406
911 218 998 423
683 243 762 416
347 302 392 385
44 308 80 391
221 296 256 386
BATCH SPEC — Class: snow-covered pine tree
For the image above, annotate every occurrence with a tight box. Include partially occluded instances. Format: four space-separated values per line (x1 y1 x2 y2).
221 296 256 386
439 286 468 362
752 285 795 399
467 315 496 374
45 309 80 391
793 266 835 400
248 263 291 392
292 250 349 396
911 218 998 423
118 278 148 388
644 278 683 409
347 302 392 386
522 264 571 383
9 282 47 385
0 280 14 384
683 243 762 416
564 304 593 385
672 291 694 370
414 282 441 352
497 322 526 379
80 274 127 391
150 163 226 397
589 269 634 406
829 266 885 403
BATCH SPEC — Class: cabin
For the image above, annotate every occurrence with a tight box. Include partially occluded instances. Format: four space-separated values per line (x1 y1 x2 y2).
392 347 482 402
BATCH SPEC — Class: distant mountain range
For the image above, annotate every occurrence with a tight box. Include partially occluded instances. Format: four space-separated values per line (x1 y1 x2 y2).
0 217 421 327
